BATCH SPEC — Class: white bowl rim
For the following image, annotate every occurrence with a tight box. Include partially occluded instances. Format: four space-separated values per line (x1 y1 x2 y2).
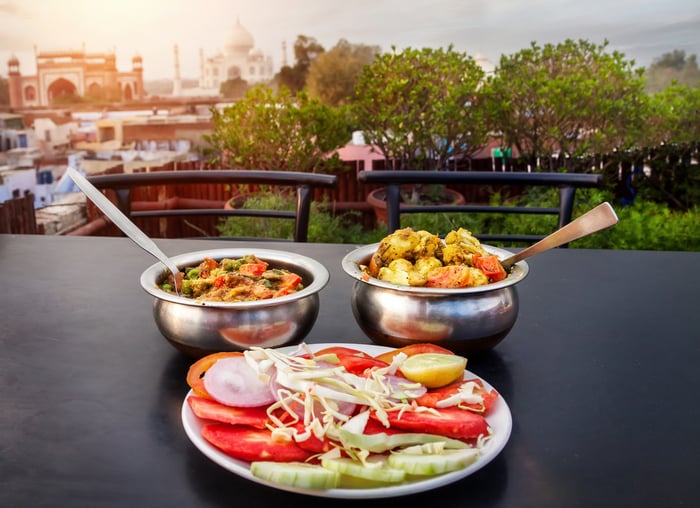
341 243 528 295
140 248 330 308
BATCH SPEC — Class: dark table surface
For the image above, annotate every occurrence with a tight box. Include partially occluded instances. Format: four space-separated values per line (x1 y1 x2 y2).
1 234 699 508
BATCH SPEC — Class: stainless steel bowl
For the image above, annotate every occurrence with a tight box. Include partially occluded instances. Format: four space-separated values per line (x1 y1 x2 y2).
342 243 529 355
140 248 329 358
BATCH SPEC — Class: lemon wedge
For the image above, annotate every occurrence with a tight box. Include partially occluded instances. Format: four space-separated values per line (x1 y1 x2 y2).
400 353 467 388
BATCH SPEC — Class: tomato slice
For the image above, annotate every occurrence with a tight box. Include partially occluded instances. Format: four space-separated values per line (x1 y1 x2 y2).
363 418 407 436
480 388 499 414
310 346 389 375
415 379 469 407
199 257 219 273
188 396 270 429
473 254 507 282
186 352 243 399
336 355 390 376
372 407 490 440
238 262 268 278
425 265 475 288
367 251 382 278
373 343 454 364
313 346 373 359
280 272 303 289
271 273 303 298
291 422 337 453
201 423 314 462
252 284 276 299
415 378 500 414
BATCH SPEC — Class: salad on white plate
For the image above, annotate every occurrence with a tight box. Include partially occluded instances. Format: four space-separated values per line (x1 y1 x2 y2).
181 342 512 498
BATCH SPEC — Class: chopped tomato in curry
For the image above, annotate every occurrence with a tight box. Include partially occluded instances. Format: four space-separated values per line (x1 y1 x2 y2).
159 254 304 302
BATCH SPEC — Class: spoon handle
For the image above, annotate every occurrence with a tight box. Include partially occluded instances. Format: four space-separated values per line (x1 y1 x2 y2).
66 167 181 278
500 202 619 270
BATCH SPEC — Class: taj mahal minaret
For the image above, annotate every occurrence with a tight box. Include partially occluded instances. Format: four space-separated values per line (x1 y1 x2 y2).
173 44 182 96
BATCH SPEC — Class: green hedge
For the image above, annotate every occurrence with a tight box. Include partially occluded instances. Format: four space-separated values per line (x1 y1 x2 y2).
216 192 383 244
400 188 700 252
216 188 699 251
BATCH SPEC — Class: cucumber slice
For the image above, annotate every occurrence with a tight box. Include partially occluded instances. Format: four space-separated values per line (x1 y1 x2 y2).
387 448 480 476
250 461 340 489
338 427 468 453
321 457 406 483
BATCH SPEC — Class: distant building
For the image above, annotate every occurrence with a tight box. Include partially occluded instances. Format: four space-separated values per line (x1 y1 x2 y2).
0 113 34 151
197 18 274 93
474 53 496 76
6 48 144 109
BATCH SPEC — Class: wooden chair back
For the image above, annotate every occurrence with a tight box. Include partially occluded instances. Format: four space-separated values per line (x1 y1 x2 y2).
358 170 602 244
83 169 338 242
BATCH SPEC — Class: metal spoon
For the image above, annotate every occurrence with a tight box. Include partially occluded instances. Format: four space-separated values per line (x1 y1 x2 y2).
500 202 619 270
66 167 182 290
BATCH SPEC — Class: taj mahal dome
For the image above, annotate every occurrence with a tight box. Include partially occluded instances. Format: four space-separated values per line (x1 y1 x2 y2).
195 18 275 93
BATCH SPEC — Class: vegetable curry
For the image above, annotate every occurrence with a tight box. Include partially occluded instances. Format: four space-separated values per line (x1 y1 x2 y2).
159 254 304 302
367 227 507 288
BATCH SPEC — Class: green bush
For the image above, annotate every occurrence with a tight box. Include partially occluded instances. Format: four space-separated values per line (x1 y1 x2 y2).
215 188 700 251
216 191 383 244
570 199 700 251
400 186 560 241
566 188 700 251
485 39 648 170
204 85 351 173
352 45 489 170
400 187 700 251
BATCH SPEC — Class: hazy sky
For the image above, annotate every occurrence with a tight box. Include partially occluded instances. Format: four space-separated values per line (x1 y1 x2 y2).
1 0 699 81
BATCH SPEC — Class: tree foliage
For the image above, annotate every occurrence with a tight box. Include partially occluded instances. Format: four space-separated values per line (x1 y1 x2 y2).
643 84 700 147
219 77 249 99
352 46 489 171
485 39 647 171
275 35 325 95
275 65 306 95
645 50 700 93
629 84 700 212
306 39 380 106
204 85 351 173
293 35 325 69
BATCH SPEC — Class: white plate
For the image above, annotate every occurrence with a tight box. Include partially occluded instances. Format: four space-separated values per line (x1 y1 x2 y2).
181 343 512 499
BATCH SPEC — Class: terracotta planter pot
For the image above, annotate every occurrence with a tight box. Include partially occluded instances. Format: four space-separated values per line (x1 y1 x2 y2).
223 194 247 210
366 186 466 225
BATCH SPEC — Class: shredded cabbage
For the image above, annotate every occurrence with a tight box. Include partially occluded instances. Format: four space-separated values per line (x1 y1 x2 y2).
242 344 490 458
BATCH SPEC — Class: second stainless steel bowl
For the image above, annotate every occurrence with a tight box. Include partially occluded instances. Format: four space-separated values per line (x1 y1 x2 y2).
342 243 529 355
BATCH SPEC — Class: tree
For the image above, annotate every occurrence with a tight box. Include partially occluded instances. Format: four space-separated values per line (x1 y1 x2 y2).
627 83 700 210
275 35 325 95
220 77 248 99
275 65 306 95
645 50 700 93
643 84 700 147
485 39 647 171
204 85 351 173
293 35 325 69
306 39 380 106
352 46 489 171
